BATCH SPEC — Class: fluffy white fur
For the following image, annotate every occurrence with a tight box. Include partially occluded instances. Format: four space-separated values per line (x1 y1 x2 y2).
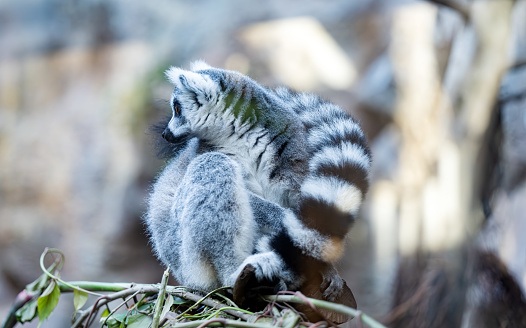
301 176 363 215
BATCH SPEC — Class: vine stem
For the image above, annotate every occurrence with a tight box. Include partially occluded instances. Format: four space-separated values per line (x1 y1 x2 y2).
40 248 104 297
204 306 254 320
262 295 387 328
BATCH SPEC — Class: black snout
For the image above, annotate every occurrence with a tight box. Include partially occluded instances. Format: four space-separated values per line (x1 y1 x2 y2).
162 127 178 143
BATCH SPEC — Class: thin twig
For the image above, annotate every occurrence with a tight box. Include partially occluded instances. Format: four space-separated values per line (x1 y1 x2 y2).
204 306 254 320
308 321 329 328
40 248 104 297
173 286 238 320
166 318 273 328
196 318 227 328
101 290 141 326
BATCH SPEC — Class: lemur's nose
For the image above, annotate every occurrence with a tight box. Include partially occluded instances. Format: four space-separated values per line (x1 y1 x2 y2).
162 128 177 143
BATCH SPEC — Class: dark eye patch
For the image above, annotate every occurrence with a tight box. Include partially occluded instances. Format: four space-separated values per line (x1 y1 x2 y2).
172 97 182 117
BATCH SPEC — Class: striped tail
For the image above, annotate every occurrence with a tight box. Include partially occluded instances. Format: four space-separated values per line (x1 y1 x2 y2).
277 88 371 263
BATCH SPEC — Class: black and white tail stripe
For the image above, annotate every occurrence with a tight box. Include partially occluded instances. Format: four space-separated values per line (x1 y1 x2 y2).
276 88 371 262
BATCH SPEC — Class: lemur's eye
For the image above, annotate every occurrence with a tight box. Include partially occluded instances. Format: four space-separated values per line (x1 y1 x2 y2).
171 95 181 117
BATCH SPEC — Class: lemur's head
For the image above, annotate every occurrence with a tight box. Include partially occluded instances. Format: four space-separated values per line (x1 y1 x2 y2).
162 61 258 145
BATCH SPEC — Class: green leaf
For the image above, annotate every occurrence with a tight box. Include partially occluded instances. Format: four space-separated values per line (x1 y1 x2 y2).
100 311 127 328
25 264 56 293
281 309 300 328
137 302 154 313
172 296 191 305
126 312 153 328
26 274 48 293
160 294 175 320
103 317 121 328
100 308 110 319
73 289 88 313
37 280 60 327
112 311 128 323
15 298 38 323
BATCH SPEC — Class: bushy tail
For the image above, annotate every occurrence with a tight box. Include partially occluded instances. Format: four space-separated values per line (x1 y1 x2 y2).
276 88 371 263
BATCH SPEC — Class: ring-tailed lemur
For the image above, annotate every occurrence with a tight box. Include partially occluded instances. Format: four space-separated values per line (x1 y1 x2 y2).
145 61 371 305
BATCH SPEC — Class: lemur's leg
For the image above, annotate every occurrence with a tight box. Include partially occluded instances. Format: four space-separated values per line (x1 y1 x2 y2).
146 139 199 286
231 193 299 289
175 152 256 289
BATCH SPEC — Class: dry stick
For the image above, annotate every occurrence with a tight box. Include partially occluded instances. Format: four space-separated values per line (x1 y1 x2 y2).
152 267 170 328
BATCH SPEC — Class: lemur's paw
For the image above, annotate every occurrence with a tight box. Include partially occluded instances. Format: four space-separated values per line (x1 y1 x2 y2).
232 252 295 307
233 252 292 284
250 253 286 281
232 262 283 308
232 263 257 306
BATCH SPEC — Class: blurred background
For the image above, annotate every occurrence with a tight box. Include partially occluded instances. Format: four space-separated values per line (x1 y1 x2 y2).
1 0 525 327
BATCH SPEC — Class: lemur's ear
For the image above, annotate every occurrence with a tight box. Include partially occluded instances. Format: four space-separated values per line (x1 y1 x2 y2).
165 66 217 107
190 60 212 71
165 67 204 88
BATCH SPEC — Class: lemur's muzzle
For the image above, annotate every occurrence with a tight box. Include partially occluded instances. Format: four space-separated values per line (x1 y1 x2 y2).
162 127 178 143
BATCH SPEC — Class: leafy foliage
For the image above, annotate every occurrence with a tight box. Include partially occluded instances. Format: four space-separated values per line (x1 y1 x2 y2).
1 248 387 328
